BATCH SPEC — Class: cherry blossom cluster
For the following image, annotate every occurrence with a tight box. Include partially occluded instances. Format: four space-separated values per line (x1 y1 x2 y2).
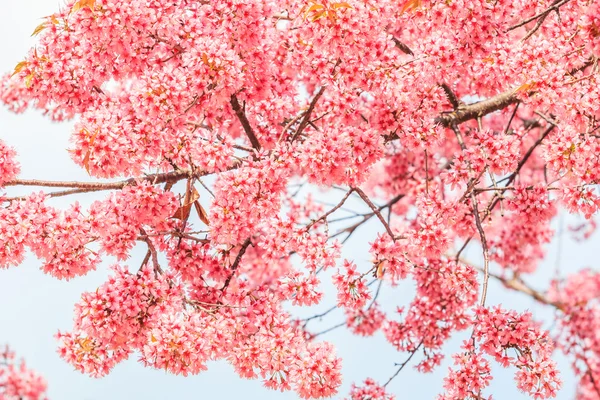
442 306 561 399
333 260 372 310
0 183 177 278
0 140 20 186
0 346 48 400
549 270 600 400
56 264 182 376
346 304 386 337
384 259 479 371
346 378 395 400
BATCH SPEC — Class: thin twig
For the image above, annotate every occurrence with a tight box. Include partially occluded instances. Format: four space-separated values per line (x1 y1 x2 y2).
305 189 354 231
383 342 423 387
331 193 405 240
353 187 396 239
367 279 384 310
502 125 555 185
508 0 572 41
455 238 471 262
221 238 253 293
470 193 490 306
139 228 163 274
291 86 326 142
302 305 339 328
311 322 347 337
504 103 520 135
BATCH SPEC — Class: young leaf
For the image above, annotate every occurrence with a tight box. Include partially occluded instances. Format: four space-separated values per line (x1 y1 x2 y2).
304 3 325 20
332 2 353 10
24 73 35 88
311 10 327 22
514 81 536 93
71 0 96 14
31 22 47 37
376 262 385 279
82 150 91 174
400 0 421 14
12 61 28 77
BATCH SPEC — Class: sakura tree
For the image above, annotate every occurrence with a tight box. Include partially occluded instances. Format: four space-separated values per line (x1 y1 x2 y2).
1 0 600 398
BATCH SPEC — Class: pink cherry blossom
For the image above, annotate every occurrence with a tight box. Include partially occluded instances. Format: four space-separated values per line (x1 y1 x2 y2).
0 346 48 400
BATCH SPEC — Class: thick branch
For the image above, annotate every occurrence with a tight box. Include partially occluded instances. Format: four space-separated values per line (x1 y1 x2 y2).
435 89 519 127
230 94 261 150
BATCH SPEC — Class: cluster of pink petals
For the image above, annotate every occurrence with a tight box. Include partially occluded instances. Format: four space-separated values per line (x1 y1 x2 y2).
346 378 395 400
384 260 478 370
0 347 48 400
333 260 371 311
549 270 600 399
0 140 20 186
346 304 386 337
441 306 561 399
0 183 177 278
474 306 561 399
440 342 493 400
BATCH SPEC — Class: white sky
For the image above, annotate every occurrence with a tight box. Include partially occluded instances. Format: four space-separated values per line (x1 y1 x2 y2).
0 1 594 399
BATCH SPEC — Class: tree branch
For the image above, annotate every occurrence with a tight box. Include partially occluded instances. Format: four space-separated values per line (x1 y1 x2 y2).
470 192 490 306
353 187 396 240
305 188 354 231
292 86 327 142
459 257 563 310
508 0 572 41
230 94 261 150
384 342 423 387
502 125 555 186
7 170 196 190
436 89 519 127
331 193 405 240
440 83 462 110
221 238 253 293
4 162 241 200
